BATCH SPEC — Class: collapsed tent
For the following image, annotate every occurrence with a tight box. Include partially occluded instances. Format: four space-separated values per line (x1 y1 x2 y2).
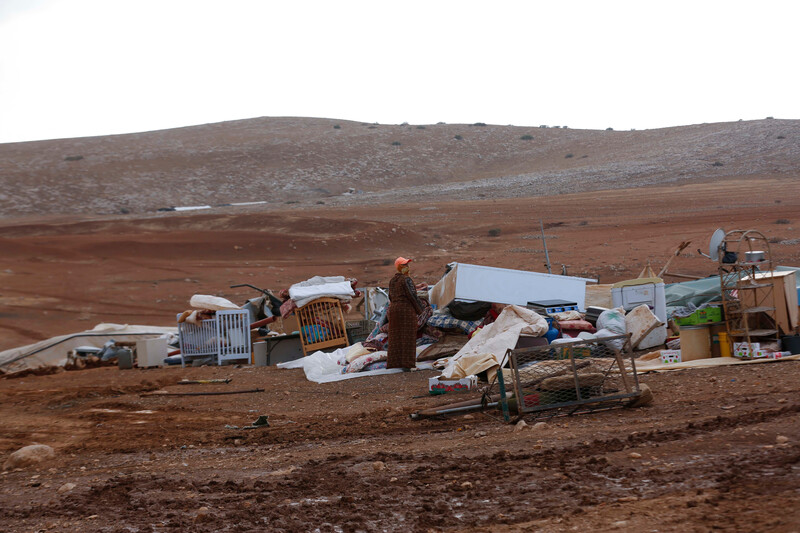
0 323 177 374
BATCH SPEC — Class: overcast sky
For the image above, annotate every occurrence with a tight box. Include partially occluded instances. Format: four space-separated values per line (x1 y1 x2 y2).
1 0 798 144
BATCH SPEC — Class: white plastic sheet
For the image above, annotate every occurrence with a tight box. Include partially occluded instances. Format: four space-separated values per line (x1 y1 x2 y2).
278 347 403 383
278 345 435 383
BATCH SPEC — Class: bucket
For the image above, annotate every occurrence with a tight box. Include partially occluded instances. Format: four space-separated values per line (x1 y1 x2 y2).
709 322 727 358
680 325 711 361
717 332 732 358
781 335 800 355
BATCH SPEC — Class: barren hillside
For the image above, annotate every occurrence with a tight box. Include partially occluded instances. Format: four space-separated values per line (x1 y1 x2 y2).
0 118 797 217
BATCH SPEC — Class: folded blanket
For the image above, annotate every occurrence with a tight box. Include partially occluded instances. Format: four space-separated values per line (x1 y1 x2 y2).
290 278 355 308
427 314 483 335
345 351 388 373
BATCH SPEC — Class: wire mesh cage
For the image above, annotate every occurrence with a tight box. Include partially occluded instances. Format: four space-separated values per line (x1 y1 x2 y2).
346 319 379 344
487 334 641 422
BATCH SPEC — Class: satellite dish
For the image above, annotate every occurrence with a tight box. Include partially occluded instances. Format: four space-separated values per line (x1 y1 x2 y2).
708 228 726 261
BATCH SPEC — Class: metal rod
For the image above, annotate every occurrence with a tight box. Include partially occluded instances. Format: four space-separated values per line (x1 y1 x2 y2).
540 218 552 274
141 388 264 397
661 271 704 280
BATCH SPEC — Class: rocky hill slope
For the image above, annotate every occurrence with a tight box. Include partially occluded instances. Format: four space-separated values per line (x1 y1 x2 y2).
0 117 797 218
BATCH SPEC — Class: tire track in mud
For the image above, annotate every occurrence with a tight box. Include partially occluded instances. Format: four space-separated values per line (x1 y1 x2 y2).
5 403 799 532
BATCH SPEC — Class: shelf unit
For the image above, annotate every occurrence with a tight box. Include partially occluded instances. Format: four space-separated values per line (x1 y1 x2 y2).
718 230 779 353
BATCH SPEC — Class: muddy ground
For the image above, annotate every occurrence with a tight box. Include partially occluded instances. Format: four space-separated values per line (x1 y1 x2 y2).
1 360 799 532
2 176 800 532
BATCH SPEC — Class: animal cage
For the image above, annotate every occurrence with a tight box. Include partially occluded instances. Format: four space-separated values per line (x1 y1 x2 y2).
296 297 350 356
177 309 251 366
492 334 642 421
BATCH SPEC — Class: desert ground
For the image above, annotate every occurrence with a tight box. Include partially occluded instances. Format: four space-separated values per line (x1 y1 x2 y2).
1 118 800 532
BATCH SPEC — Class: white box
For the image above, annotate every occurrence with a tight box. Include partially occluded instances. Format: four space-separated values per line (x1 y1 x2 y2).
429 263 595 310
136 338 168 367
733 342 765 359
660 349 681 364
428 375 478 394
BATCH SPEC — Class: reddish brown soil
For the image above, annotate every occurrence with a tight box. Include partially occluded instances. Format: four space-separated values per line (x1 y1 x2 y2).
1 177 799 352
1 360 799 532
2 117 800 531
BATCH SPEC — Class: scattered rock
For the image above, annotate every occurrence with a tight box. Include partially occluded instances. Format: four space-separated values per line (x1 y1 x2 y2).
389 477 398 482
351 392 360 399
372 461 386 471
463 414 474 420
3 444 55 470
778 398 788 404
474 431 487 438
57 482 76 494
461 481 473 489
618 496 638 502
628 452 642 459
514 420 528 432
532 422 547 430
195 506 212 523
776 435 789 445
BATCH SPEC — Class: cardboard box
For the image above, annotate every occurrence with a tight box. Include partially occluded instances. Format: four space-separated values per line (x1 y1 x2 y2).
660 349 681 364
733 342 765 359
428 375 478 395
740 271 798 335
135 338 167 368
429 263 595 310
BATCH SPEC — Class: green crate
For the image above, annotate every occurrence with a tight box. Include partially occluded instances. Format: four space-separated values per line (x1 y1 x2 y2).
675 306 722 326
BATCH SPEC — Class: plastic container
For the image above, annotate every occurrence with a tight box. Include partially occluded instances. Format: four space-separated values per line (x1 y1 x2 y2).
781 335 800 355
675 306 723 326
680 325 711 361
709 323 727 357
717 332 732 357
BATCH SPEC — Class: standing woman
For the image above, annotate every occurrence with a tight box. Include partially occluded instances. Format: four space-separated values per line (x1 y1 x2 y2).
387 257 424 369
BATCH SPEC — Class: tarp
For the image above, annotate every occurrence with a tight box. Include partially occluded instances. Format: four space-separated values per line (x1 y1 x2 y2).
0 324 177 373
664 276 721 316
278 345 435 383
441 305 548 379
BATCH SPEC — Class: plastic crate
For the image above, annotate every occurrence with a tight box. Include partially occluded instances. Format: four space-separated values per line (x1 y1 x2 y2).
675 306 723 326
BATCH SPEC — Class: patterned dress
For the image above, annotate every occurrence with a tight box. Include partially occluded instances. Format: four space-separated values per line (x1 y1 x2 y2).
387 272 423 369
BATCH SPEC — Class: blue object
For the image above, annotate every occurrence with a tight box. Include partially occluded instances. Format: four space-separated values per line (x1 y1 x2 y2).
301 325 329 343
544 317 560 344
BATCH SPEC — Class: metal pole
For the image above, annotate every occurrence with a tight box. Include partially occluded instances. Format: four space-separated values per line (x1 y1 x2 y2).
540 219 552 274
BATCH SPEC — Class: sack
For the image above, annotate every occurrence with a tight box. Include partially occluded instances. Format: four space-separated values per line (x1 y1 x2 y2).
447 300 492 321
